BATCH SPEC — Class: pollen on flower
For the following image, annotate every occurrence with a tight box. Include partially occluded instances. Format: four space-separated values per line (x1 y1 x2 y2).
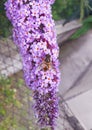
48 78 50 80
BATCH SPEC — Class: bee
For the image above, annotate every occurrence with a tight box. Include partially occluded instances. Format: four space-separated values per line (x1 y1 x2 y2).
38 54 52 72
42 54 51 71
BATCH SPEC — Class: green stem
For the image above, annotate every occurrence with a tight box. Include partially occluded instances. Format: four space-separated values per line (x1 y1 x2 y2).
80 0 85 21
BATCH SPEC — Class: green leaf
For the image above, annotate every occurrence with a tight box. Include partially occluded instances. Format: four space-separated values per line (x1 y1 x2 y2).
70 23 91 39
83 16 92 23
70 16 92 39
0 107 6 116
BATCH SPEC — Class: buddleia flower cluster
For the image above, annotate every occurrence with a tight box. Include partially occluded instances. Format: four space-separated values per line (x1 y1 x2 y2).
5 0 60 129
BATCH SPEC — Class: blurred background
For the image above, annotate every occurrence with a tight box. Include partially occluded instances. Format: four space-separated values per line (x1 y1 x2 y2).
0 0 92 130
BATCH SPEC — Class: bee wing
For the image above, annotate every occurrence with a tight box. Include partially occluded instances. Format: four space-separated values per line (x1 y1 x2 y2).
51 63 56 73
36 63 45 71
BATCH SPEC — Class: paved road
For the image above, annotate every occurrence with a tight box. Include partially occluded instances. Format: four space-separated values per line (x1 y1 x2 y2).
67 90 92 130
59 30 92 100
59 30 92 130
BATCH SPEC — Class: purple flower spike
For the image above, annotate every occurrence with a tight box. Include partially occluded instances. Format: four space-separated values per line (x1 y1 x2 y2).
5 0 60 129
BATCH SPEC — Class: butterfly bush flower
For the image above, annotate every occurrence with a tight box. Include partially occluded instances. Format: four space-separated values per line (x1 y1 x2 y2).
5 0 60 129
